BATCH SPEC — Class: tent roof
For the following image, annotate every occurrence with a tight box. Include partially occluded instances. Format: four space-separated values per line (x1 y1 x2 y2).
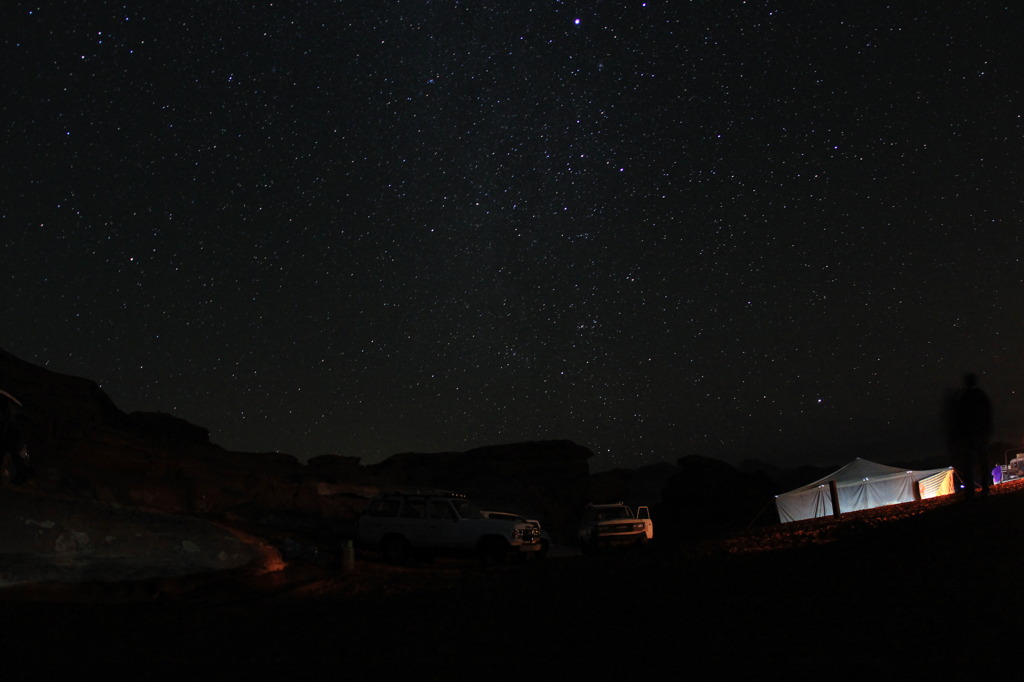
782 457 950 495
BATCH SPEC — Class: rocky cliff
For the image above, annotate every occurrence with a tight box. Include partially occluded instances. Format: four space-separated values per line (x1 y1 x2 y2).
0 349 608 545
1 349 377 531
2 347 775 565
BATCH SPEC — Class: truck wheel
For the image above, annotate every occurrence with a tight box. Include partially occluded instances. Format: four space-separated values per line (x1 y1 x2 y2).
381 536 409 564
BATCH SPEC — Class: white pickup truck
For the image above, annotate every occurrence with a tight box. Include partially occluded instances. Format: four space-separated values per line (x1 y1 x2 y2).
578 502 653 550
357 491 542 565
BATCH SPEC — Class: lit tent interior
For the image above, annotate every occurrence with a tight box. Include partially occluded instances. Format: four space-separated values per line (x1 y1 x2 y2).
775 458 955 523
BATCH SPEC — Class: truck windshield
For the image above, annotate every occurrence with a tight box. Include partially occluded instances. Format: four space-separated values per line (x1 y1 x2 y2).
591 507 631 521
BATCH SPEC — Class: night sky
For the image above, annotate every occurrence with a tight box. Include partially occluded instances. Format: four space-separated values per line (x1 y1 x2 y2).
3 1 1022 471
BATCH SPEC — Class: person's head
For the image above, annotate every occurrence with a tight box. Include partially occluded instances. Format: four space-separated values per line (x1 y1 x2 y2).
964 373 978 388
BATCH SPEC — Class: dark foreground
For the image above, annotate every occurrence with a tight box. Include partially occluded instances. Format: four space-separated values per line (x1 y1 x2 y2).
3 484 1024 679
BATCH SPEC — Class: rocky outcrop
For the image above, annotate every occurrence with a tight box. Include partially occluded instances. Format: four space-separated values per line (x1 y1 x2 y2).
583 461 682 507
0 486 262 587
656 455 777 540
6 347 787 556
0 349 379 538
1 349 602 546
127 410 211 446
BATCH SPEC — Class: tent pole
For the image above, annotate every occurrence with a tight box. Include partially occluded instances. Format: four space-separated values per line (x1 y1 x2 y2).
746 498 777 530
829 480 841 518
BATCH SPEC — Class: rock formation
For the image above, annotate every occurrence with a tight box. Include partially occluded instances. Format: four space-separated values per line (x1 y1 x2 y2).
0 348 376 536
657 454 778 539
2 346 783 572
0 349 605 545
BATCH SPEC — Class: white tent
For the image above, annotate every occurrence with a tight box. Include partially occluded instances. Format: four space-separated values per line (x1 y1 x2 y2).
775 457 955 523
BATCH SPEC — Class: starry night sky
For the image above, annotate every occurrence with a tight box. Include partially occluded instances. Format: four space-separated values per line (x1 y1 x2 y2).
3 1 1022 471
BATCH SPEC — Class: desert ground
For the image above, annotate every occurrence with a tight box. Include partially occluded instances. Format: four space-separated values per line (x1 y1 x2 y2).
2 481 1023 679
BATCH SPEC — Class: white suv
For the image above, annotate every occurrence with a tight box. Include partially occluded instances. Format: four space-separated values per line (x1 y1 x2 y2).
357 492 542 565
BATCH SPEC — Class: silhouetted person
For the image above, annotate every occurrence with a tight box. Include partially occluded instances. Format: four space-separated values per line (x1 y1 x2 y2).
944 373 993 497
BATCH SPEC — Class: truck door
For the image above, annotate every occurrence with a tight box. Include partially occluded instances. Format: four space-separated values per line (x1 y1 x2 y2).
426 499 462 548
636 505 653 540
397 498 430 547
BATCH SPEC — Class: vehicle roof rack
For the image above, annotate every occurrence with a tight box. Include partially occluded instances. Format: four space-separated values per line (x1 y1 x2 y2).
379 488 467 498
